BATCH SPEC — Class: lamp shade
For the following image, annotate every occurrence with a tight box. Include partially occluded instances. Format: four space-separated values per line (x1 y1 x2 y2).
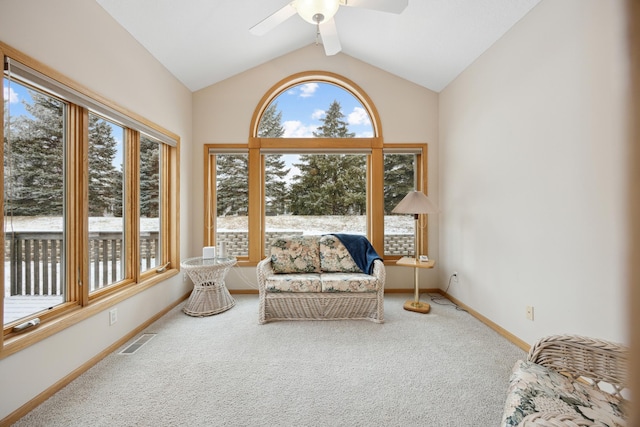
391 190 438 215
295 0 340 24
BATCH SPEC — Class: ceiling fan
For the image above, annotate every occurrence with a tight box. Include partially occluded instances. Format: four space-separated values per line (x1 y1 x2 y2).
250 0 409 56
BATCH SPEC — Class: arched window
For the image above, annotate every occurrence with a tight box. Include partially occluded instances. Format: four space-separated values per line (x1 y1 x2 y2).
258 81 374 138
205 72 428 264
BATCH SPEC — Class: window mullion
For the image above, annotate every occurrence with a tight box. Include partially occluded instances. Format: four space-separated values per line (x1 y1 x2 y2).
126 129 140 282
204 151 216 247
161 142 176 268
248 147 262 262
67 105 89 305
370 148 385 255
417 146 429 257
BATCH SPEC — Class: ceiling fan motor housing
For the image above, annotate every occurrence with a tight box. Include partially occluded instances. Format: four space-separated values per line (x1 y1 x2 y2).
295 0 341 24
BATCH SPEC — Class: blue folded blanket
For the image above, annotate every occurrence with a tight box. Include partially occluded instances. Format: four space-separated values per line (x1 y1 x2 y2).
330 233 382 275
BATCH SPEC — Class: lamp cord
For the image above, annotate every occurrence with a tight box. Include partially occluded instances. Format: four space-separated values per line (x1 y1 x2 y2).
427 274 466 312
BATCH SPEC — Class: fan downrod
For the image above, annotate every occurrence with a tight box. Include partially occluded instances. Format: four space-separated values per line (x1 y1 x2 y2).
313 13 325 45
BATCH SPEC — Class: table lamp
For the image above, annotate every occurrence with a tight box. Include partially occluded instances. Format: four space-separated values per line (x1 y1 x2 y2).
392 190 438 313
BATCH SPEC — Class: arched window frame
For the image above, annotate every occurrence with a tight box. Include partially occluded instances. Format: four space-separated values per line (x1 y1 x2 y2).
204 71 428 264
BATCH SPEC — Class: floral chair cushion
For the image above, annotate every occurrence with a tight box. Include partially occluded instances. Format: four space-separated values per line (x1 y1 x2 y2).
320 273 378 292
319 235 362 273
502 360 627 427
270 236 321 274
265 273 322 293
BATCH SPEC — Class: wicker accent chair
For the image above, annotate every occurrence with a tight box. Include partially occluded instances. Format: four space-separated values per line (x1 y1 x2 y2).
502 334 629 427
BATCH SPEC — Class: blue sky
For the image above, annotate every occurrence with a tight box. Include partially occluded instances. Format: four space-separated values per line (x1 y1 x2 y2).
3 79 28 116
4 79 371 177
272 82 373 138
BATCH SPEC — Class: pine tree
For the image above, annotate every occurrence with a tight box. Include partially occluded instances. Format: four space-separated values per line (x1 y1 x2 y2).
259 103 289 215
4 91 64 216
140 136 160 218
384 154 415 213
215 154 248 216
312 100 355 139
111 164 124 218
88 115 119 216
258 103 284 138
289 100 365 215
265 155 288 215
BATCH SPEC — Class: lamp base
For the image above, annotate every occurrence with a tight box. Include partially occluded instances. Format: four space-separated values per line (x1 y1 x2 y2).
403 300 431 314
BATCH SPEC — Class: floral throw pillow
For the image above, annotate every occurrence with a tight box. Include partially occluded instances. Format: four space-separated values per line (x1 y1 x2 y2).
319 235 362 273
270 236 321 274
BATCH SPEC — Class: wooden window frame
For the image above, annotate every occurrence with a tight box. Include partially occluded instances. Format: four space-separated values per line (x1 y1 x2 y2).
204 72 429 265
0 42 180 358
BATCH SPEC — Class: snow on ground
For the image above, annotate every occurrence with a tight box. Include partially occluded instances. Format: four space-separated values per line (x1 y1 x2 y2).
4 216 159 232
220 215 414 235
4 215 413 234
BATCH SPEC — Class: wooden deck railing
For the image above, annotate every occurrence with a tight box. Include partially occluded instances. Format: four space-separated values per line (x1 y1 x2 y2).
4 231 159 296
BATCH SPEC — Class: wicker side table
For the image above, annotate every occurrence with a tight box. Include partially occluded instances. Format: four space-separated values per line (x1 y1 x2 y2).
180 256 237 317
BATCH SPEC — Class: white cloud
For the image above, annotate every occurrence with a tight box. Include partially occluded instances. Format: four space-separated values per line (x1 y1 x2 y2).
311 109 325 120
3 86 19 104
283 120 316 137
347 107 371 126
298 82 318 98
356 131 374 138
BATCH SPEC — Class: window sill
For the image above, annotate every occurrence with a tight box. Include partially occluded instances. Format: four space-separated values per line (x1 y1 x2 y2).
1 269 178 359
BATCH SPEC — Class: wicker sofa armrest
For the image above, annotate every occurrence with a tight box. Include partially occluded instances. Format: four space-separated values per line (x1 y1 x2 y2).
526 334 629 400
256 256 275 293
371 259 386 289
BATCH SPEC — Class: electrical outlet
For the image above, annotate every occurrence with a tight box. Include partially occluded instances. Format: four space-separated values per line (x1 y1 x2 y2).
109 308 118 325
526 306 534 321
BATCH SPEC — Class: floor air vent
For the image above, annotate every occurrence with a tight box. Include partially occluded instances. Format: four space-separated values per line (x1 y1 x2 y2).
119 333 156 355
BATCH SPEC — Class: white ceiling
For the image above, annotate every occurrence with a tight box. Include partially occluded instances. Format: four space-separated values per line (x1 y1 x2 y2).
95 0 541 93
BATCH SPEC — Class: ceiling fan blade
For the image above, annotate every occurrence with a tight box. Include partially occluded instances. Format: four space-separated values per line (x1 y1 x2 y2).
319 18 341 56
343 0 408 14
249 3 297 36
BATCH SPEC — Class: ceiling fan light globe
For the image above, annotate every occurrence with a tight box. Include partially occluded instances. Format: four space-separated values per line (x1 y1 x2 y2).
295 0 340 25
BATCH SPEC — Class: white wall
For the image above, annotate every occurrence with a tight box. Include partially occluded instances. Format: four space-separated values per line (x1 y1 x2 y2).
439 0 629 345
192 45 441 290
0 0 194 420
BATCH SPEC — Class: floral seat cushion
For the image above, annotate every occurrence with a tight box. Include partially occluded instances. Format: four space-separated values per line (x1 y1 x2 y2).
502 360 627 427
270 236 321 274
265 273 322 292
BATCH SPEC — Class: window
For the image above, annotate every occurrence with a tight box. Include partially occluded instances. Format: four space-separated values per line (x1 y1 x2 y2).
88 114 125 294
384 151 420 256
1 43 179 355
204 72 428 263
3 79 67 324
264 152 367 252
212 151 249 258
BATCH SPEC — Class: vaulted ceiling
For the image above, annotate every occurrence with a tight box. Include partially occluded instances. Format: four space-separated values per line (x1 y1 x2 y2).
95 0 541 93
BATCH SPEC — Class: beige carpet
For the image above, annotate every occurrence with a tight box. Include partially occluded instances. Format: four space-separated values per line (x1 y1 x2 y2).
14 294 525 426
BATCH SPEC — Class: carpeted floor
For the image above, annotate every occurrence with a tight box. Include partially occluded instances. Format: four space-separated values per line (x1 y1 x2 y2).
14 294 525 427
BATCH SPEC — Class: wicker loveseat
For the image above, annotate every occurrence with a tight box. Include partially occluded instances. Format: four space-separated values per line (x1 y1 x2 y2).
501 334 629 427
256 234 385 324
